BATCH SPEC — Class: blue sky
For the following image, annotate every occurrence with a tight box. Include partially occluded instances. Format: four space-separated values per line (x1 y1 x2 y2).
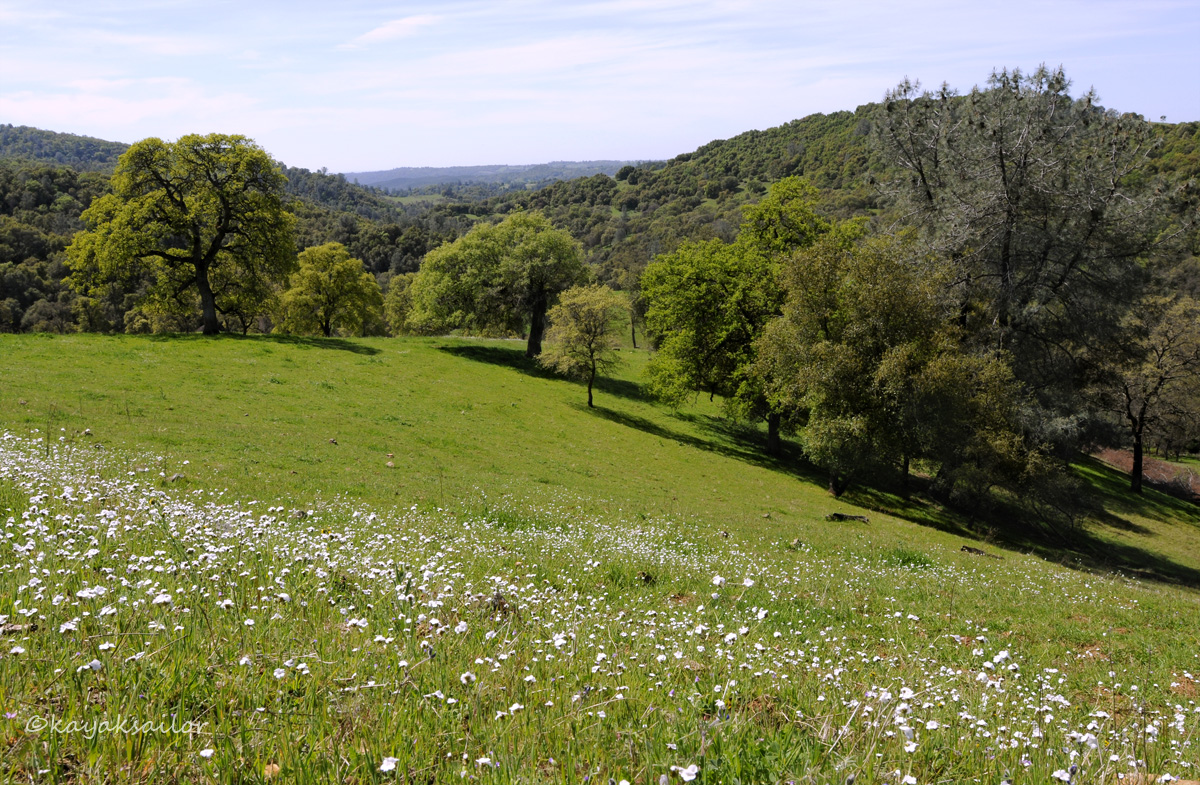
3 1 1198 172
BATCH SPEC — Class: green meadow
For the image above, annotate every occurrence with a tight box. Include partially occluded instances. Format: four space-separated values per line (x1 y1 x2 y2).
1 333 1198 784
0 333 868 542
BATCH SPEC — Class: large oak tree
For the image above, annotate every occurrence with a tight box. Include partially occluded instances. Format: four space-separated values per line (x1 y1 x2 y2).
67 133 295 334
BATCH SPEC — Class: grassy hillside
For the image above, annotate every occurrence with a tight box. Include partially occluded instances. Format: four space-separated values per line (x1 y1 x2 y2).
0 333 854 536
2 335 1199 785
2 332 1199 574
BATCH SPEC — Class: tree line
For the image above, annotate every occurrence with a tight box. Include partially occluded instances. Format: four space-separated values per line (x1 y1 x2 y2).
0 157 474 334
394 67 1200 512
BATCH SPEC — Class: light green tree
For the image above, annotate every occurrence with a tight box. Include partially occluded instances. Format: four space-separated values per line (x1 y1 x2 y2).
640 177 830 453
407 212 586 357
277 243 382 337
383 272 417 336
538 285 626 408
67 133 295 334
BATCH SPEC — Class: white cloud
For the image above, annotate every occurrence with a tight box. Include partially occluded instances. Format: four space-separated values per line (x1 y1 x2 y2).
84 30 218 57
342 14 440 49
0 77 259 142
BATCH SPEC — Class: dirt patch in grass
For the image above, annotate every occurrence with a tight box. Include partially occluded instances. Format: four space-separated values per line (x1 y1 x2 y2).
1171 673 1198 698
1095 448 1200 502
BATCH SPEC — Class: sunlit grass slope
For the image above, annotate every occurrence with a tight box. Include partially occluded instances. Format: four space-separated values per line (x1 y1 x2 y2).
1 333 889 546
2 332 1198 577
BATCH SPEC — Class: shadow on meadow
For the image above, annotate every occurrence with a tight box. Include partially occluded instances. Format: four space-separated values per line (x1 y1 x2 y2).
439 343 653 403
849 461 1200 588
1076 456 1200 526
584 404 826 486
441 341 1200 588
442 342 822 483
148 333 381 356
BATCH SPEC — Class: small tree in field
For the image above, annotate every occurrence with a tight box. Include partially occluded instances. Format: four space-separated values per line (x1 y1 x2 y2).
539 285 625 407
277 243 382 337
1099 295 1200 493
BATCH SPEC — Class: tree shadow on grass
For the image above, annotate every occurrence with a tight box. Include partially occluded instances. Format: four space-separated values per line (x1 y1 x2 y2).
443 342 824 482
842 484 979 539
439 343 653 403
847 464 1200 589
584 404 826 486
147 333 381 356
441 342 1200 588
611 408 1200 589
1075 456 1200 527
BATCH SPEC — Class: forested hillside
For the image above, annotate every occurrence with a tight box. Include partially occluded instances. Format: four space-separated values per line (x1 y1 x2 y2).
1 103 1196 335
481 106 882 288
0 124 128 171
0 162 109 331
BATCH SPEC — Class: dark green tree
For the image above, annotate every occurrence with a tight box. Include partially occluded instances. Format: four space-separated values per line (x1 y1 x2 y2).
1098 295 1200 492
874 66 1182 444
757 229 1026 497
66 133 296 334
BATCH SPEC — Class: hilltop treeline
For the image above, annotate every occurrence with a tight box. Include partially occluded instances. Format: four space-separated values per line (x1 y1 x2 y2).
0 124 128 171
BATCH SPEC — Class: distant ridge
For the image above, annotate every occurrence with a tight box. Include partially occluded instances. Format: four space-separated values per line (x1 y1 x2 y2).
344 160 650 191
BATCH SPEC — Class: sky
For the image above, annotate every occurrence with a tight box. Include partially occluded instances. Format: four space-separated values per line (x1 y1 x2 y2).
3 1 1198 173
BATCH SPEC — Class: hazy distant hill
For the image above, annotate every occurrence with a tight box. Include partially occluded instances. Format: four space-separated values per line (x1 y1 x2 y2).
344 160 646 191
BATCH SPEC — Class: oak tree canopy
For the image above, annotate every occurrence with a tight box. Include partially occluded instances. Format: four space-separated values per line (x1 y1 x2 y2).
67 133 295 334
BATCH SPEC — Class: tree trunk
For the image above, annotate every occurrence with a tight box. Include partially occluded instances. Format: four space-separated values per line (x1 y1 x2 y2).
587 364 595 408
829 471 851 497
1131 429 1144 494
901 454 911 499
196 266 221 335
766 412 781 456
526 294 547 358
630 314 638 349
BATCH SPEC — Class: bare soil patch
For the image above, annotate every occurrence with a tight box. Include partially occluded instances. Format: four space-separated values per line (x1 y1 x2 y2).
1094 448 1200 502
